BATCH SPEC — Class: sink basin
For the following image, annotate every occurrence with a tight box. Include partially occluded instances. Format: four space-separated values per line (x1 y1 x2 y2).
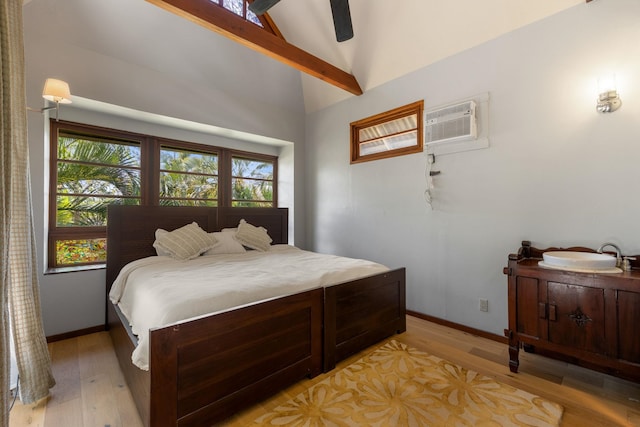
540 251 619 272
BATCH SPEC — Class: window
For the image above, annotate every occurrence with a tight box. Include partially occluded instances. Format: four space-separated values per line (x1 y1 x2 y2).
231 155 275 207
208 0 282 35
350 100 424 164
49 127 144 267
217 0 261 25
159 145 219 206
48 121 277 269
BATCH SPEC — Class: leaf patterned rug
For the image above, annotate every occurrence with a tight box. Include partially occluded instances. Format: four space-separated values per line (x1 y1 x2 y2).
253 340 563 426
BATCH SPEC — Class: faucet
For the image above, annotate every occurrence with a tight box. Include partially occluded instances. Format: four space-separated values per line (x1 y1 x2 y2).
597 242 622 267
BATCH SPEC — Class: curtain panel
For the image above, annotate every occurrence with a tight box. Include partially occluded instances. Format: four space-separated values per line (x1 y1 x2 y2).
1 1 55 424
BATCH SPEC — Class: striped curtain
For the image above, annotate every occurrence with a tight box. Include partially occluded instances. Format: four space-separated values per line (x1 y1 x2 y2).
1 1 55 423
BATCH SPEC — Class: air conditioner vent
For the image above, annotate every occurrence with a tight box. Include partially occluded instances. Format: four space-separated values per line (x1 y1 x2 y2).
425 100 477 145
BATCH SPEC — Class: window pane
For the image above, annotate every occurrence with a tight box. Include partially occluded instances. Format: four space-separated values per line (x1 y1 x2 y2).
56 196 139 226
358 114 417 143
247 9 262 25
160 172 218 200
56 133 142 229
232 157 273 179
359 130 418 156
58 135 140 167
159 199 217 207
161 148 218 174
57 163 140 197
232 200 273 207
222 0 243 16
56 238 106 265
232 178 273 203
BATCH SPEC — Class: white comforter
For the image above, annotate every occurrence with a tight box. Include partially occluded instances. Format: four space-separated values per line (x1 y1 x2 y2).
109 245 388 370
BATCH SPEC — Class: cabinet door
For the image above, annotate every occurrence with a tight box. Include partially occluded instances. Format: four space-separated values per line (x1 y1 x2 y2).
515 276 543 339
548 282 606 354
617 290 640 363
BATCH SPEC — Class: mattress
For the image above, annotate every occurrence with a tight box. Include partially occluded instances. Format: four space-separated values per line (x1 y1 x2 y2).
109 244 388 370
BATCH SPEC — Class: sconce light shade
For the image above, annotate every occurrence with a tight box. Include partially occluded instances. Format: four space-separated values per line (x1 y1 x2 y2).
596 74 621 113
42 78 72 104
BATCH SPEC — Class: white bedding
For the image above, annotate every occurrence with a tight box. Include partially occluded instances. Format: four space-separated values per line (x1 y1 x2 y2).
109 244 388 370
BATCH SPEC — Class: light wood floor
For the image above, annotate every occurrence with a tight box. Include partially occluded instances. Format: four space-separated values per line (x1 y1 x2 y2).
9 316 640 426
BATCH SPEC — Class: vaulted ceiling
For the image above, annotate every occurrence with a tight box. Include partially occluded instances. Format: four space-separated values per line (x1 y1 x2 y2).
147 0 588 112
25 0 589 114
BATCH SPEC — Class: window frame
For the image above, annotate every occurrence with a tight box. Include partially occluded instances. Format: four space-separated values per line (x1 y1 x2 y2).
157 139 221 207
48 122 148 270
47 120 278 270
350 100 424 164
228 152 278 207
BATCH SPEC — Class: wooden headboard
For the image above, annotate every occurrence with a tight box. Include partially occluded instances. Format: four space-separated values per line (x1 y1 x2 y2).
106 205 288 291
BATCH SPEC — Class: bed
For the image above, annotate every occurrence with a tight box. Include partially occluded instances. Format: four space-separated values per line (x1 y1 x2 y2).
106 205 406 427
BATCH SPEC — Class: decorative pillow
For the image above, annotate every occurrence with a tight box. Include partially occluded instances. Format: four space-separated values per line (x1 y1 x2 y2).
235 219 272 252
152 222 217 260
202 231 246 255
153 229 172 256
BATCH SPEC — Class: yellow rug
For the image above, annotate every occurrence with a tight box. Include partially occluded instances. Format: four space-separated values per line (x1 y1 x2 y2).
254 340 563 426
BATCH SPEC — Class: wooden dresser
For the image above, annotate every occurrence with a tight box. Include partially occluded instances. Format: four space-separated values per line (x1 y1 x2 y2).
504 241 640 382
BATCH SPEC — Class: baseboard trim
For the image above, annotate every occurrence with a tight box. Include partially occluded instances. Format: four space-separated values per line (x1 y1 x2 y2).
46 325 106 343
406 310 507 345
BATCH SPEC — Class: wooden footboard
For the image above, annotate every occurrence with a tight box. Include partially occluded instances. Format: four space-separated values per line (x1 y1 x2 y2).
109 288 323 427
323 268 406 371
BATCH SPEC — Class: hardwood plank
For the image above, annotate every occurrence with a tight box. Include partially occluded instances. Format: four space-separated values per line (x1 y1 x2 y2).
46 338 81 406
76 332 139 426
44 398 83 427
80 374 120 427
7 396 46 427
113 386 144 427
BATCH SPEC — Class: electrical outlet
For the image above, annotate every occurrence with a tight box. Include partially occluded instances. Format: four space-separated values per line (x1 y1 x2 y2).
479 298 489 312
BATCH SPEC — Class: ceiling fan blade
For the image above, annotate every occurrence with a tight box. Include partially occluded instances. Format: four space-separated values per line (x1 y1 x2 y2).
329 0 354 42
248 0 281 16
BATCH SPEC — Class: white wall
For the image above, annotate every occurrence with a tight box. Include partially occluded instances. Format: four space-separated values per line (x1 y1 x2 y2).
305 0 640 335
23 0 307 336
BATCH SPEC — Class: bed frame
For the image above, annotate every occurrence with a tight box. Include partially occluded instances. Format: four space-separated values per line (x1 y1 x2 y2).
106 205 406 426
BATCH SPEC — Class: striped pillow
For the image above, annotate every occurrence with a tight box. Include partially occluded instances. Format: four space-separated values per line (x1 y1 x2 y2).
153 222 217 260
235 219 272 252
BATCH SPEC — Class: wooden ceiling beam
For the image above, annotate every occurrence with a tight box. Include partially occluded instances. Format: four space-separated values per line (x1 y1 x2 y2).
146 0 363 95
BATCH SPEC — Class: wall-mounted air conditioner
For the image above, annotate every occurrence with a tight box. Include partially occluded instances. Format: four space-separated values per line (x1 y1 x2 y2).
425 100 477 145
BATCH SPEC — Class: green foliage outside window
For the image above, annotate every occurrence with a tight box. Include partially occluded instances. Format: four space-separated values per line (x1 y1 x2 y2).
56 238 107 265
231 157 274 207
160 147 219 205
50 123 277 268
56 135 141 227
54 134 141 266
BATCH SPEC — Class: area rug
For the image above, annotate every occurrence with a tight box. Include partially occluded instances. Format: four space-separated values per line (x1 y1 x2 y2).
253 340 563 426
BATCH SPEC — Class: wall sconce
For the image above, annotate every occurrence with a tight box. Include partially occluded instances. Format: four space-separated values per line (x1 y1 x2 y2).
27 78 72 121
596 74 621 113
